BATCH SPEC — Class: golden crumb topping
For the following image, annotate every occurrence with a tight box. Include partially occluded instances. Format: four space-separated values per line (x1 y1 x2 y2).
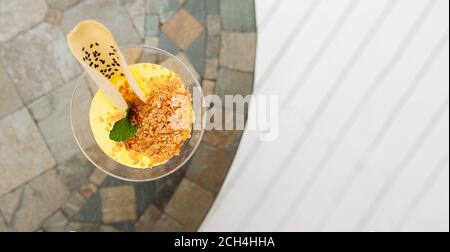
104 68 193 166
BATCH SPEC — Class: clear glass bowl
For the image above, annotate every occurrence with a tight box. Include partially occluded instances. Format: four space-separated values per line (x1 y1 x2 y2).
70 45 205 182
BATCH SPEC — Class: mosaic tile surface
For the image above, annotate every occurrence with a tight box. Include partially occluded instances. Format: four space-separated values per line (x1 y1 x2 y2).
0 0 256 232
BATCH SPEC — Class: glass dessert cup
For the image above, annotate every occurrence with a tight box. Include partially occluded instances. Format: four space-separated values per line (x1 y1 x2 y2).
70 45 205 182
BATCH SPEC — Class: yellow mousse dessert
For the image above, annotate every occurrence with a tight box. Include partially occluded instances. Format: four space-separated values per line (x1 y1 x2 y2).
90 64 193 168
67 20 193 168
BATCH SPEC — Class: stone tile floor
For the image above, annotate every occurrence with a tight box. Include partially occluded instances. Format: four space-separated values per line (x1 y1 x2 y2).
0 0 256 232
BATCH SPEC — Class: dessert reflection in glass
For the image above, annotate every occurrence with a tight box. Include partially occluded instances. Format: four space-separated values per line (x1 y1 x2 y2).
68 20 204 181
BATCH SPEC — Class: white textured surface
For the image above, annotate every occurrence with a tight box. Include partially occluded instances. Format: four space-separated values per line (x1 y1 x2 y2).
201 0 449 232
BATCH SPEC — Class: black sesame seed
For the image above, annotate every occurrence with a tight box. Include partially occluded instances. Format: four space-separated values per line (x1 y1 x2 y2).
115 69 118 71
89 62 93 67
95 64 99 68
95 58 98 61
82 47 85 51
121 73 124 76
108 68 111 71
95 42 99 46
90 44 93 48
117 63 120 66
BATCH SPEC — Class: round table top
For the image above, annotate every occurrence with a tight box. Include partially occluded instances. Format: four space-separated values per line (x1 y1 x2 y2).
0 0 256 232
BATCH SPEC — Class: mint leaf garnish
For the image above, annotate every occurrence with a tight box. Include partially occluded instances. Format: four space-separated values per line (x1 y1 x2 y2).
109 106 138 142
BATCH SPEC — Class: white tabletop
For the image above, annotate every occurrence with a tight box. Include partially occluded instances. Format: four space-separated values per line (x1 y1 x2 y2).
201 0 449 232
